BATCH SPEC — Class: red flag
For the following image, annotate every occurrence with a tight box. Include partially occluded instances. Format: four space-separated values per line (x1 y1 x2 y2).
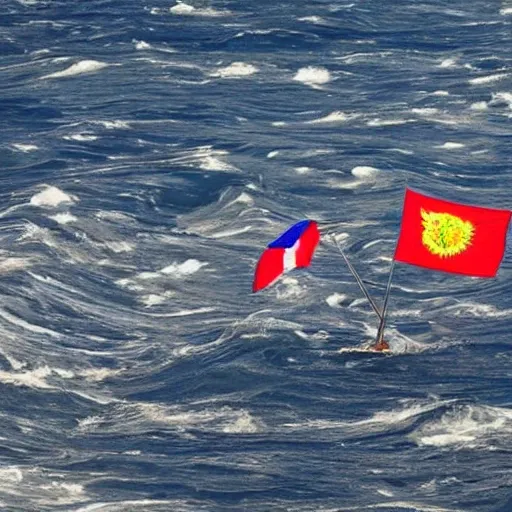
394 188 511 278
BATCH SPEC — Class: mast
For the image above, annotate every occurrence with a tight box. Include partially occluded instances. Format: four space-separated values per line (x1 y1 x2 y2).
331 236 382 321
374 259 395 348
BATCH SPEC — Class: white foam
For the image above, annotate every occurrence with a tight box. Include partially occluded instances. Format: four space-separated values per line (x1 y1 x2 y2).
326 166 380 190
49 213 77 224
96 120 131 129
222 411 261 433
140 292 174 307
470 101 488 110
412 108 439 115
293 66 331 86
183 146 238 172
369 501 464 512
40 60 109 79
209 226 253 239
0 366 54 389
356 400 447 427
411 404 512 448
298 15 326 24
11 143 38 152
0 467 23 484
30 186 77 207
0 258 32 272
103 241 135 253
79 367 123 382
135 40 151 50
294 166 311 174
435 142 465 149
491 91 512 108
444 301 512 318
0 307 60 337
351 165 380 179
63 133 98 141
432 90 450 96
170 1 231 17
283 401 448 433
469 73 508 85
86 402 264 435
160 259 208 277
367 118 410 126
73 500 179 512
210 62 258 78
438 58 458 68
39 482 86 505
275 277 307 301
500 7 512 15
326 293 347 308
305 111 357 124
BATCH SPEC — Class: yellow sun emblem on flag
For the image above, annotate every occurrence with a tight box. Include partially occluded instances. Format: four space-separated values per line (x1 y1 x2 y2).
421 209 474 257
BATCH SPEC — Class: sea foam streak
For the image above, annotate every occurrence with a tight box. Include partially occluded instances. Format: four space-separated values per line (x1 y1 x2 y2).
40 60 109 79
30 186 77 207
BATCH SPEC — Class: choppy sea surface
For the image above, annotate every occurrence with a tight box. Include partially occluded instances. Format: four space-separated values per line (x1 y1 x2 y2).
1 1 512 510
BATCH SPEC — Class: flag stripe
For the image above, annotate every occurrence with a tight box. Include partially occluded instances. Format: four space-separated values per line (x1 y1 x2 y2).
268 220 312 249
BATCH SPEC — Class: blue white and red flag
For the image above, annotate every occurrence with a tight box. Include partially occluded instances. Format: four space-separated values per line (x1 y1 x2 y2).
252 220 320 292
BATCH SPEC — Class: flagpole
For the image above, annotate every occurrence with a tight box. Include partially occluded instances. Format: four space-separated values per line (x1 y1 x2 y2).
331 236 383 321
374 259 395 348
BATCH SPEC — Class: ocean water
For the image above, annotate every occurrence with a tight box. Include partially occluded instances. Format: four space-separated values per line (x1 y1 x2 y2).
1 1 511 510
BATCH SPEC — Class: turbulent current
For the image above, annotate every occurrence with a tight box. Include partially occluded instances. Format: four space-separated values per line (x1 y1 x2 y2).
0 1 511 510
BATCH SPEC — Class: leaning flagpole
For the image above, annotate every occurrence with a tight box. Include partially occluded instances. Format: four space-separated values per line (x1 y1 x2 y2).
331 236 383 321
373 186 407 350
374 259 395 348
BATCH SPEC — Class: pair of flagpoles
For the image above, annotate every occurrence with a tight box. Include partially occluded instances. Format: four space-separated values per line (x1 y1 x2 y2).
330 235 396 349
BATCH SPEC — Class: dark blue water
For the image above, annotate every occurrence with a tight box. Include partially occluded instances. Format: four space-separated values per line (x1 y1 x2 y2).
1 1 511 510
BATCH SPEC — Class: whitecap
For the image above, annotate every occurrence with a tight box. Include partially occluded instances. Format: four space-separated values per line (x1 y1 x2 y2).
94 120 131 129
410 404 512 448
469 73 508 85
170 1 231 17
63 133 98 141
305 111 357 124
0 467 23 484
11 143 38 152
411 108 439 115
134 40 151 50
435 142 465 149
293 66 331 86
160 259 208 277
49 213 77 224
298 15 326 24
210 62 258 78
40 60 109 79
30 186 77 207
0 258 33 272
140 292 174 307
367 118 411 126
103 241 135 253
500 7 512 15
470 101 488 110
438 57 458 68
0 366 54 389
351 165 380 179
325 293 347 308
444 301 512 318
490 91 512 108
